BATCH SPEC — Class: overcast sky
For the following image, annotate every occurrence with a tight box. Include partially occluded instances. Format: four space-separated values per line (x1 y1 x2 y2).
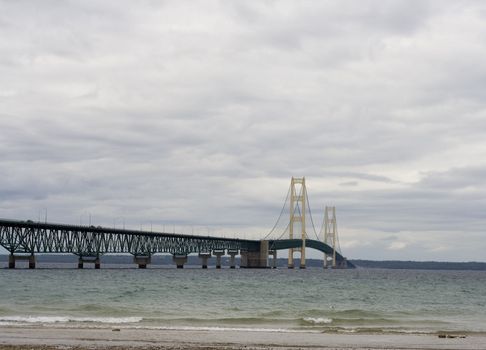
1 0 486 261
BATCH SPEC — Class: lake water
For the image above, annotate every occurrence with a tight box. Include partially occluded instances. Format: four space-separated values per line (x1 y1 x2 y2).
0 267 485 335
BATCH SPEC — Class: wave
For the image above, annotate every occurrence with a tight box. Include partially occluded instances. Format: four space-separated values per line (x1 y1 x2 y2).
298 308 400 321
326 309 388 318
258 310 285 317
0 316 143 324
0 306 11 314
302 317 333 325
66 304 135 316
143 316 297 327
132 325 315 333
0 315 477 336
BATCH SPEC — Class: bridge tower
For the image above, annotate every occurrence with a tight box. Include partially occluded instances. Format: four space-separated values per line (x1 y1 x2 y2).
288 177 306 269
323 206 337 268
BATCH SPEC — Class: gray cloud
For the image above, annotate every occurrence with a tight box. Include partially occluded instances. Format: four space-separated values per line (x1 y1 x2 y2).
1 0 486 261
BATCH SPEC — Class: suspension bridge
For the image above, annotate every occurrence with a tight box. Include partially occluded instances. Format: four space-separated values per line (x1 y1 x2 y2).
0 177 353 269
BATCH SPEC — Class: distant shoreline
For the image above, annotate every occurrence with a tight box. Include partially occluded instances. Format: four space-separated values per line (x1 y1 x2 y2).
349 259 486 271
1 254 486 270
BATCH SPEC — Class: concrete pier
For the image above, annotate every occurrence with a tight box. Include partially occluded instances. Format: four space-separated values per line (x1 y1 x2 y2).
288 258 305 269
269 250 277 268
173 254 188 268
8 254 14 269
336 257 348 269
288 252 306 269
240 241 269 268
78 256 101 269
213 250 225 269
133 255 151 269
8 254 36 269
198 253 211 268
29 255 36 269
228 249 238 269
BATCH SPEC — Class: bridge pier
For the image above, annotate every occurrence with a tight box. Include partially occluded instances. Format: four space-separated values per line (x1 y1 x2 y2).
133 255 151 269
173 254 188 268
78 256 101 269
288 252 295 269
228 249 238 269
8 254 36 269
199 253 211 268
213 250 225 269
269 250 277 268
240 241 269 268
29 255 36 269
8 254 14 269
335 257 348 269
288 251 305 269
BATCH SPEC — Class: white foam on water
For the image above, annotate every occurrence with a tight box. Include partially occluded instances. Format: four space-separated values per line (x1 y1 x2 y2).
0 316 143 324
132 325 320 333
29 322 320 334
303 317 333 324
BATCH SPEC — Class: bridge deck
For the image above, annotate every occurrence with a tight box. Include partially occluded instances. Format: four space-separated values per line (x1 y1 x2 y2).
0 218 351 267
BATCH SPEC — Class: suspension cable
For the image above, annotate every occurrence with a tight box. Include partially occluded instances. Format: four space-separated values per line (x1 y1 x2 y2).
304 186 321 241
318 207 325 240
336 221 342 254
263 183 291 240
275 221 290 240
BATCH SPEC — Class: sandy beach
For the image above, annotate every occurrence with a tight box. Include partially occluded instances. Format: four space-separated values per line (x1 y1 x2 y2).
0 326 484 350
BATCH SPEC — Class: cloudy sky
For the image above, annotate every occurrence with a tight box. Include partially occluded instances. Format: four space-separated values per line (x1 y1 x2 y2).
1 0 486 261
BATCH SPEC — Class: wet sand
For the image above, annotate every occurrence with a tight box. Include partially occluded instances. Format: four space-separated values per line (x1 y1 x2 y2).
0 326 484 350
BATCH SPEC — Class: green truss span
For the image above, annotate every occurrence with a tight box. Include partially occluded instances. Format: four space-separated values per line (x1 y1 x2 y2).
0 219 259 256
